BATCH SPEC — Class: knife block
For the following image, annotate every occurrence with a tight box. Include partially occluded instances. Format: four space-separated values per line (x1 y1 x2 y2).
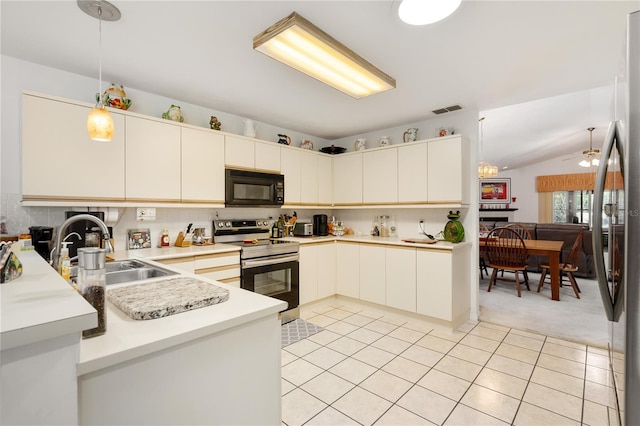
174 232 192 247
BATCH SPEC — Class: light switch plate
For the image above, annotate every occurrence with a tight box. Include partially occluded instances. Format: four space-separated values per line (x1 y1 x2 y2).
136 208 156 221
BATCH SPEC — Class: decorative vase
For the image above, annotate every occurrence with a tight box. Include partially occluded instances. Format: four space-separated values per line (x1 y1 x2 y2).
443 210 464 243
99 83 131 110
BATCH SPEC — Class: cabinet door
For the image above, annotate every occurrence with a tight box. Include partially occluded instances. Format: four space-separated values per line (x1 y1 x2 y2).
386 246 416 312
299 244 318 305
316 242 336 299
333 153 362 205
336 242 360 298
318 155 333 206
416 249 452 321
363 149 398 204
125 116 181 201
428 136 462 203
225 135 255 169
280 148 301 204
359 244 386 305
255 141 280 172
300 151 319 205
22 94 125 201
181 128 224 203
398 143 428 203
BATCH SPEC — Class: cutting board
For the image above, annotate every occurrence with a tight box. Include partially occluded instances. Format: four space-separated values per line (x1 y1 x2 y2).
107 276 230 320
401 238 438 244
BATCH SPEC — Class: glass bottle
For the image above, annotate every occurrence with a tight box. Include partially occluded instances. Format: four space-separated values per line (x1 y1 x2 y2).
379 215 390 237
77 247 107 338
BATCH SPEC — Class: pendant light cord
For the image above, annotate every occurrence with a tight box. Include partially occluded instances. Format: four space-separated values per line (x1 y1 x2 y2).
479 117 485 161
98 4 103 107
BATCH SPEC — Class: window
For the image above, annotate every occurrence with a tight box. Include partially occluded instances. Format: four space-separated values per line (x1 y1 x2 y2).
553 189 624 228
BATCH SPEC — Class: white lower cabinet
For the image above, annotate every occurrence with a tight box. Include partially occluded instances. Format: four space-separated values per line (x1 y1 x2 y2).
299 241 336 305
416 246 470 322
336 242 360 298
156 257 195 274
385 246 416 312
359 244 386 305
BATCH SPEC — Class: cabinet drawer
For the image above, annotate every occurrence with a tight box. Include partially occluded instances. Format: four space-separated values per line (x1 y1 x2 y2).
194 252 240 270
156 257 195 273
195 265 240 281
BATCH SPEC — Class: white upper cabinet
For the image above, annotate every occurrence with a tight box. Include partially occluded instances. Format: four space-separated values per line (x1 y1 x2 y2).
299 150 319 205
280 148 301 204
398 143 428 203
333 153 363 205
363 148 398 204
224 135 255 170
427 135 466 204
181 127 225 203
125 116 181 202
254 141 280 172
317 155 332 206
22 94 125 202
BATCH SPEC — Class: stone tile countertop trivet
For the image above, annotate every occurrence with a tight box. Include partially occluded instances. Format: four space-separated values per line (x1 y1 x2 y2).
107 276 230 320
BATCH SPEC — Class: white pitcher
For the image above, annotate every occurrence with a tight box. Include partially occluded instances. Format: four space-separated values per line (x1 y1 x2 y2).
354 138 367 151
243 119 257 138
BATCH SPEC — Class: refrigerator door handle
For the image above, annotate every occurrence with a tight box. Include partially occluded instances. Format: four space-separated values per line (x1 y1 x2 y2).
592 120 625 322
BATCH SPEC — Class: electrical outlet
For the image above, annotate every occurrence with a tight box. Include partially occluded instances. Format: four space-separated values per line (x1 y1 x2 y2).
418 220 424 234
136 208 156 221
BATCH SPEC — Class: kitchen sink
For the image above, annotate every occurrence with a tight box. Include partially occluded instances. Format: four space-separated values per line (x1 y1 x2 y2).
104 267 177 285
70 259 178 285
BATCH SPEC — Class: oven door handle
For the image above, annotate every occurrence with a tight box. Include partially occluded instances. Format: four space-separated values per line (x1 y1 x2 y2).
242 253 299 269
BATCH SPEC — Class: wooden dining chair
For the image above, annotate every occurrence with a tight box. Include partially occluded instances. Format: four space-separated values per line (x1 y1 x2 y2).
497 223 533 282
479 223 490 279
485 227 530 297
537 229 583 299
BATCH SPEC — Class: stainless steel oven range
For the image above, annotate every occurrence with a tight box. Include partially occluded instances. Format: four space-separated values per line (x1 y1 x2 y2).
213 219 299 323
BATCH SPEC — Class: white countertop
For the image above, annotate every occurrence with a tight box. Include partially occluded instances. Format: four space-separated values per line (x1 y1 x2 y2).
106 242 241 261
0 250 97 351
78 260 286 376
283 235 470 250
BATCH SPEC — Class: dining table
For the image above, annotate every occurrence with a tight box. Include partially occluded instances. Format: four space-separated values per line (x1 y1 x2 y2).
480 237 565 301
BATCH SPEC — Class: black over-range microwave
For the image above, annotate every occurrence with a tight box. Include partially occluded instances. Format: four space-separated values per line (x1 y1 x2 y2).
225 169 285 207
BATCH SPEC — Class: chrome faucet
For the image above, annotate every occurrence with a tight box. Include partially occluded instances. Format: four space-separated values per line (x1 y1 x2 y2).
51 214 114 267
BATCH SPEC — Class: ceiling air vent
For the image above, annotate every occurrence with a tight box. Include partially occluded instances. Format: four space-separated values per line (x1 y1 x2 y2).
432 105 462 114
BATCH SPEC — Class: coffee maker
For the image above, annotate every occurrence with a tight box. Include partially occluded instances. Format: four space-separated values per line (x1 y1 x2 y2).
313 214 328 236
64 211 107 258
29 226 54 262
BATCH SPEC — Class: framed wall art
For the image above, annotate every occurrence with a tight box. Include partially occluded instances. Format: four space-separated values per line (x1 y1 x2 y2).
480 178 511 204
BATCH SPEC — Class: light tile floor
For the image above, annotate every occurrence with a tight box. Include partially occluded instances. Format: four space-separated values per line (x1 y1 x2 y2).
281 300 621 426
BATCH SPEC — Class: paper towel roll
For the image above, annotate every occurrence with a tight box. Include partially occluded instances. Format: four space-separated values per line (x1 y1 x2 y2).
104 207 119 224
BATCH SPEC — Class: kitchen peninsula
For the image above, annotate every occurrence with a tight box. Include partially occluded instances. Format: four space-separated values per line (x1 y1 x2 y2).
1 249 286 425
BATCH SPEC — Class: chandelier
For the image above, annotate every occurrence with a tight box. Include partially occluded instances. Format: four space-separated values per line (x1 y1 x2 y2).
478 117 498 178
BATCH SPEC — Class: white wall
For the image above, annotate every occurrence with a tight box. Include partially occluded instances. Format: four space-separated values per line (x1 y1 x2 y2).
498 154 600 223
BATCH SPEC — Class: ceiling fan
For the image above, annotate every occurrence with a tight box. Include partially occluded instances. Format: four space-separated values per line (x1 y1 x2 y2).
561 127 601 167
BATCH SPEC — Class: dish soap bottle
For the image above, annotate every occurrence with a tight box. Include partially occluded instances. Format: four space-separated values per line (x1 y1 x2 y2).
58 241 72 285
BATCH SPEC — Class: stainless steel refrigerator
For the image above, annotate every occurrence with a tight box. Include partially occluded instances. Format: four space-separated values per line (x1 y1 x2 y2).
592 9 639 426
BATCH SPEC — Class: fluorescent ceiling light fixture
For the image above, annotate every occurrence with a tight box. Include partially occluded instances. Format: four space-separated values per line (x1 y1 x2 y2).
253 12 395 99
398 0 462 25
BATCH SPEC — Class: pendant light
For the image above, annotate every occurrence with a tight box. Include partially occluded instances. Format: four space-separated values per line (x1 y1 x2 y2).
478 117 498 178
78 0 121 142
579 127 600 167
398 0 462 25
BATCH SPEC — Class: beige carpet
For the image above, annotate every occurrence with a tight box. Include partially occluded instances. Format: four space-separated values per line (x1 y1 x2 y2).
478 270 610 348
